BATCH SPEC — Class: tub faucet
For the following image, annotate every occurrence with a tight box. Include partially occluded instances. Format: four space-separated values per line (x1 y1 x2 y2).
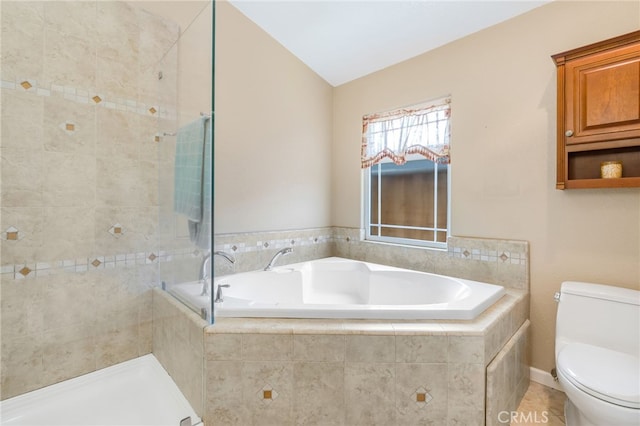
200 251 236 296
264 247 292 271
214 250 236 265
199 252 212 296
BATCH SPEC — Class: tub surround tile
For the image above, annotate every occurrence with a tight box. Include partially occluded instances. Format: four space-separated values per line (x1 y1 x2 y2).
242 334 293 361
207 334 242 361
293 335 346 362
293 362 345 425
395 335 448 363
485 320 531 426
395 363 448 425
346 335 396 363
242 361 293 426
203 284 528 426
345 363 396 426
153 289 206 417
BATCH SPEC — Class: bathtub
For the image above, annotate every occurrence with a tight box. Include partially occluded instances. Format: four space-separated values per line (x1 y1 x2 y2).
172 257 505 320
0 354 201 426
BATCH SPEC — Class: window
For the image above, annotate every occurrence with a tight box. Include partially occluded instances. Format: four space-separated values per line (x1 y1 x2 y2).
362 98 450 249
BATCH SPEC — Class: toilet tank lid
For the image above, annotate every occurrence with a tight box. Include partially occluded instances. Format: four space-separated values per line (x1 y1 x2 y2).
561 281 640 306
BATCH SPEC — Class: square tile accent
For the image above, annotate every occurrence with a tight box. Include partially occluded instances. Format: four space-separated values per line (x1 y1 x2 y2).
259 385 278 405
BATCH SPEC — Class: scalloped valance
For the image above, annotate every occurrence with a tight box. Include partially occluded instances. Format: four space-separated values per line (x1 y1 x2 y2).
361 99 451 169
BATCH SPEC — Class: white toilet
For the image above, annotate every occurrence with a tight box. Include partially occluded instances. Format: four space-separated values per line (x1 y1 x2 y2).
555 281 640 426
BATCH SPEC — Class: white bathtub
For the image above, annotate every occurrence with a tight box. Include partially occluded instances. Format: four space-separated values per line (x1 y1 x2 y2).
0 354 201 426
172 257 505 320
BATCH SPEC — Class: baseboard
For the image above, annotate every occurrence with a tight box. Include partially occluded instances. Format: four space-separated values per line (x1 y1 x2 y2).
529 367 564 392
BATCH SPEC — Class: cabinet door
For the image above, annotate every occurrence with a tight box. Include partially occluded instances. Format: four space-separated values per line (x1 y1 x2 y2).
565 43 640 145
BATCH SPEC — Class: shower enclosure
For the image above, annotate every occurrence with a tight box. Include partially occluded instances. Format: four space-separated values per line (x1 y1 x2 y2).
152 1 216 323
0 0 214 401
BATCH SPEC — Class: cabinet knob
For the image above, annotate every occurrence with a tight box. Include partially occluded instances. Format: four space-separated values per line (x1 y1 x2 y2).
565 130 574 137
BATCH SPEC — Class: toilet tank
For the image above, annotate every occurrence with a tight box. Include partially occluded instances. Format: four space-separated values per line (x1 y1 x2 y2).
555 281 640 359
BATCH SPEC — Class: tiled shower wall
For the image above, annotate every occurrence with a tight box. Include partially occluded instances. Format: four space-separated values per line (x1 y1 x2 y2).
0 1 182 399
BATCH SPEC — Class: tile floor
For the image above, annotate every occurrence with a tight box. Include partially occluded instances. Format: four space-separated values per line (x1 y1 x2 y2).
512 381 566 425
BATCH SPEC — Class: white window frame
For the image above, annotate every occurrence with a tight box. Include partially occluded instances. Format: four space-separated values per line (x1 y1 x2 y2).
363 147 451 249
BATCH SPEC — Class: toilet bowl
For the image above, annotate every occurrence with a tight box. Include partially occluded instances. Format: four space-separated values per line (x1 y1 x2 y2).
555 281 640 426
556 342 640 426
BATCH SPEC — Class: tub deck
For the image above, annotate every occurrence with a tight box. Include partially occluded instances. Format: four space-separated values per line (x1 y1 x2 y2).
0 354 201 426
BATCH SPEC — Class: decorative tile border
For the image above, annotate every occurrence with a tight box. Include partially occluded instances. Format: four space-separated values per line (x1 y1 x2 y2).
2 227 529 280
0 247 202 281
214 233 333 255
1 76 176 120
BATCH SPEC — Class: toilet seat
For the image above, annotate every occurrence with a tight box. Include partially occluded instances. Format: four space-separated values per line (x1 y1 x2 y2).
557 343 640 409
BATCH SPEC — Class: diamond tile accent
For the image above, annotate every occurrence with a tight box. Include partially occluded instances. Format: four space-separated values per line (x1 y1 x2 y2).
92 95 102 103
499 252 509 262
148 107 157 114
20 81 32 90
463 249 471 258
414 387 433 407
148 253 157 261
258 385 278 405
154 135 160 142
91 259 102 268
18 266 32 277
65 123 75 131
4 226 21 241
108 224 124 238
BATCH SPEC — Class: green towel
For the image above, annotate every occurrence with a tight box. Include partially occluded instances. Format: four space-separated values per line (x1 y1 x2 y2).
174 116 211 249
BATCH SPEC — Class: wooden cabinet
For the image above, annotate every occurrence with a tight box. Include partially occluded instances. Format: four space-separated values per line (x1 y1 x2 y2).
552 31 640 189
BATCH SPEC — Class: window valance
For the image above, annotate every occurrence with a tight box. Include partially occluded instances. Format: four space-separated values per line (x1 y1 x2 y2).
361 99 451 169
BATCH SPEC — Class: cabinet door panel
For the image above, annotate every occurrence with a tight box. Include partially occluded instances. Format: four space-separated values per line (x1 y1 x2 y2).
583 59 639 129
565 44 640 144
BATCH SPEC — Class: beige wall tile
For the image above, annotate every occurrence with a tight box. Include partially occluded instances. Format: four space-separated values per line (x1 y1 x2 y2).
43 96 96 155
293 362 345 425
39 206 95 260
205 361 249 426
96 108 140 160
0 207 44 265
395 363 448 425
96 56 138 99
95 325 139 370
396 335 448 363
344 363 396 426
43 29 96 89
94 206 159 256
0 278 44 338
346 335 395 363
0 2 44 81
293 334 345 362
42 152 96 207
95 1 139 63
43 1 97 42
448 363 485 411
1 148 44 208
448 335 484 364
96 157 158 207
1 90 44 152
41 325 96 385
206 334 242 361
0 334 44 399
242 361 293 425
242 334 293 361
